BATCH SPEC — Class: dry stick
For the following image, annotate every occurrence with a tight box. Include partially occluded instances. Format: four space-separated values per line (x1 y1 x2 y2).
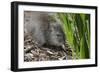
24 45 34 53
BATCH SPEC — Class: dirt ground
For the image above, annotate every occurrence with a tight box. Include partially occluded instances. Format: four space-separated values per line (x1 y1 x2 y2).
24 33 72 62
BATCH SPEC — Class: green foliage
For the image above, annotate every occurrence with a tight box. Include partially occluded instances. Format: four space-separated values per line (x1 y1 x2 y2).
57 13 90 59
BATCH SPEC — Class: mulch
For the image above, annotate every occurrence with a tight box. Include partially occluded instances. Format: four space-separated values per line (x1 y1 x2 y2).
24 33 72 62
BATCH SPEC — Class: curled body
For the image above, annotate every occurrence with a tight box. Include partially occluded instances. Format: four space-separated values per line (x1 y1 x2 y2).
24 11 65 47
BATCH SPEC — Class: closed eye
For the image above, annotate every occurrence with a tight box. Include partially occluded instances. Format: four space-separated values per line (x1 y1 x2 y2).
57 34 62 37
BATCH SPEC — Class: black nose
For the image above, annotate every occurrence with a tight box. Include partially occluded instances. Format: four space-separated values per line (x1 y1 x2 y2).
57 34 62 37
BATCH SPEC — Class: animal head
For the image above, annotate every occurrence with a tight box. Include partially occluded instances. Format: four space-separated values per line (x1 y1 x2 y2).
49 22 65 46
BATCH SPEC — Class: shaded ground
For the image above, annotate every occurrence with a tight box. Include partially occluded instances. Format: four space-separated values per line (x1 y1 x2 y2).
24 33 72 62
